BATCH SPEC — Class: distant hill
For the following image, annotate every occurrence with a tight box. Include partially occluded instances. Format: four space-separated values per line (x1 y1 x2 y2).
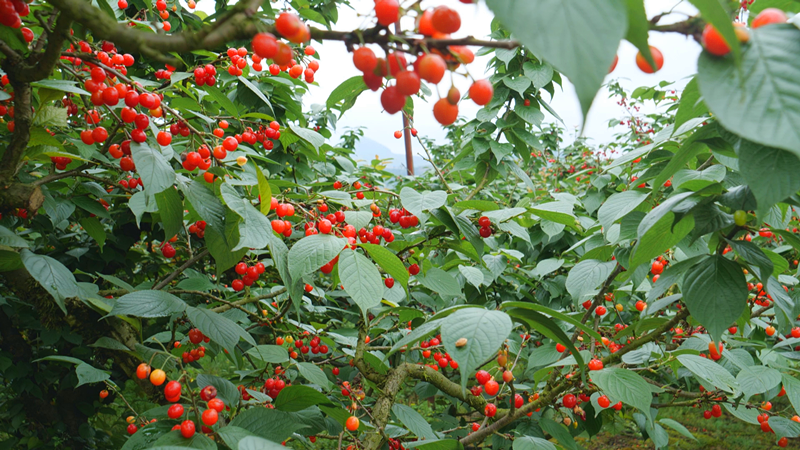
352 137 431 175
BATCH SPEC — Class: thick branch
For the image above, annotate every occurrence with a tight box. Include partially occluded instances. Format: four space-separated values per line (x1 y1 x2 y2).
152 249 210 290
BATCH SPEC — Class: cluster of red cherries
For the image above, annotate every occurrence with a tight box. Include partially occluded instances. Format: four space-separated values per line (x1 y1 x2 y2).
232 261 266 292
49 156 73 171
187 220 206 239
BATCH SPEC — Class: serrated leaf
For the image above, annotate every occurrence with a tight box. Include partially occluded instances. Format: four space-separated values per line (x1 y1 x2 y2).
131 142 175 195
186 306 256 354
20 249 81 314
400 187 447 219
110 290 186 317
566 259 617 303
288 234 346 280
441 308 512 389
274 385 332 411
682 255 748 343
677 354 738 393
592 368 653 423
247 345 290 364
338 248 383 318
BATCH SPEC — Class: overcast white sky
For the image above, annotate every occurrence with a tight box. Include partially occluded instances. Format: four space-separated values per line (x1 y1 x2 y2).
197 0 703 158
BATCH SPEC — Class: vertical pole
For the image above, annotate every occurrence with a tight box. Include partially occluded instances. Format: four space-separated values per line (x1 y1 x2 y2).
394 21 414 176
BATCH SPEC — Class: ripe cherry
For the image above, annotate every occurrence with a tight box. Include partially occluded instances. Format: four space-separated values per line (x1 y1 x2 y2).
595 305 607 316
484 379 499 396
562 394 577 409
598 395 611 408
433 98 458 125
556 343 566 353
484 403 497 417
475 370 491 385
208 398 225 412
136 363 151 379
635 46 664 73
408 264 420 275
502 370 514 383
752 8 787 28
127 424 138 435
702 24 731 57
252 32 278 59
353 47 377 72
180 420 195 438
469 80 494 106
431 6 461 34
345 415 360 431
588 358 603 371
201 409 218 426
374 0 399 26
150 369 166 386
164 380 181 399
168 403 184 419
396 70 421 95
99 389 109 399
381 85 406 115
417 54 446 83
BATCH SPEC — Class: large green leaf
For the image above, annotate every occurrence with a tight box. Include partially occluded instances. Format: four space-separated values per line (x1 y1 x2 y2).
697 25 800 157
417 267 462 297
486 0 627 116
110 290 186 317
505 308 585 371
289 124 324 151
130 142 175 195
782 373 800 418
736 139 800 210
237 436 290 450
287 234 346 280
274 385 332 412
20 249 81 314
155 188 183 242
623 0 654 68
229 408 308 442
326 76 368 116
75 363 110 387
441 308 512 388
79 217 106 251
204 85 239 117
530 201 576 227
598 191 649 231
255 165 273 215
565 259 617 303
338 248 383 317
220 183 271 250
736 365 781 402
591 368 653 423
386 319 443 357
196 373 241 408
682 255 748 343
630 213 694 270
246 345 290 363
296 362 333 390
513 436 556 450
360 243 409 288
653 141 708 189
185 306 256 354
400 187 447 219
392 404 437 440
677 354 738 393
673 77 709 131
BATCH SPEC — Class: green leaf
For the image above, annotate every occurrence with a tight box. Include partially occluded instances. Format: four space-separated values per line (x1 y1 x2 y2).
89 336 131 351
287 234 346 280
505 308 585 371
237 76 272 111
770 417 800 439
623 0 654 68
539 417 577 450
630 213 694 270
155 188 183 242
458 265 484 288
513 436 556 450
592 368 653 423
782 373 800 417
217 426 257 450
688 0 741 63
530 202 576 227
500 301 603 343
674 77 709 131
110 290 186 318
338 248 383 317
417 267 462 297
220 183 271 251
737 139 800 210
682 254 748 343
726 239 773 279
441 308 512 388
677 354 738 393
296 361 333 390
386 319 443 357
326 76 368 115
196 374 240 408
453 213 485 257
204 85 238 117
274 385 332 411
72 196 111 219
736 365 781 402
659 419 697 441
31 79 90 96
254 166 273 216
697 25 800 158
486 0 627 117
152 430 216 449
186 306 256 354
344 211 372 231
360 243 409 288
566 259 617 303
523 62 554 89
246 345 290 364
79 217 106 250
654 141 708 189
503 76 531 94
400 187 447 219
229 408 308 442
598 191 649 231
131 142 176 195
289 124 325 151
237 436 290 450
392 404 437 440
490 141 514 161
20 249 81 314
0 225 29 248
75 363 110 387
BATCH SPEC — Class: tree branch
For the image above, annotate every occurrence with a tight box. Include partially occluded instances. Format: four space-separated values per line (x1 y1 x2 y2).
152 249 210 290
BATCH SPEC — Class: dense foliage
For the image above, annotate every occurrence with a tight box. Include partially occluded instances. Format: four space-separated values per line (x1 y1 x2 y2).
3 0 800 449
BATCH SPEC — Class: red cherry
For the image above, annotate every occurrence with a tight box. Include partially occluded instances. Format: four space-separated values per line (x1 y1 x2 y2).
374 0 399 26
563 394 577 409
180 420 195 438
635 46 664 74
484 379 499 396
